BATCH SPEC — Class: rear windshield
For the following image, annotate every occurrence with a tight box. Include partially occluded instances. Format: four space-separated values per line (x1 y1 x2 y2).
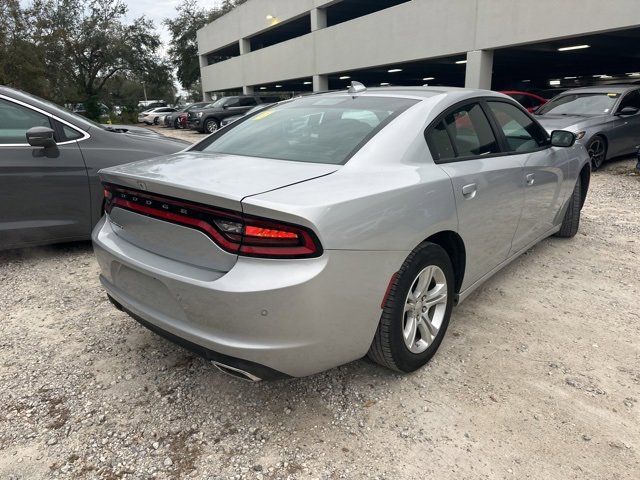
194 95 419 164
537 92 620 116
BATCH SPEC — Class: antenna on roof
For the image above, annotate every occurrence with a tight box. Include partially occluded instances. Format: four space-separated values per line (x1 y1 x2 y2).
347 81 366 95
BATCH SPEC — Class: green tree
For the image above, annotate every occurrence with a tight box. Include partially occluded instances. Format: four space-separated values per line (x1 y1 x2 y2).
164 0 247 94
0 0 48 96
3 0 173 119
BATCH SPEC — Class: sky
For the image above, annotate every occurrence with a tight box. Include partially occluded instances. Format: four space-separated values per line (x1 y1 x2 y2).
123 0 222 54
17 0 224 54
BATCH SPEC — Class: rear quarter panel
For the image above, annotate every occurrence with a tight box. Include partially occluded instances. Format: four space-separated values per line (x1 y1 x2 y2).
242 155 457 252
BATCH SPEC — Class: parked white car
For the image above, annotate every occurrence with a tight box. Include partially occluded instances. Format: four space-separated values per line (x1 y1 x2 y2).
138 107 177 125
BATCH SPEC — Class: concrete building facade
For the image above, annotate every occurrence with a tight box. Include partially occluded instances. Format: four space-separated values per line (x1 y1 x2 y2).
197 0 640 99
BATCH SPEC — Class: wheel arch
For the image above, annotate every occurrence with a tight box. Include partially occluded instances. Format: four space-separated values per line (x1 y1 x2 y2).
579 162 591 208
588 132 609 151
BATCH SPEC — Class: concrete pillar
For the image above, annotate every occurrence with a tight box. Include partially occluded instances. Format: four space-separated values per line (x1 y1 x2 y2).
464 50 494 90
243 85 254 95
198 55 211 101
311 8 327 31
239 38 251 55
313 74 328 92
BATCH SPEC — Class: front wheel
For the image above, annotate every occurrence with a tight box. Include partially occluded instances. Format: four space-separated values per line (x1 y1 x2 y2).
368 243 454 373
204 118 219 134
153 117 159 125
173 118 180 129
587 135 607 170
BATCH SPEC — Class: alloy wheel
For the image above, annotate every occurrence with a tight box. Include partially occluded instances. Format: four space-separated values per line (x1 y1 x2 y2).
402 265 448 354
587 137 606 169
206 120 218 133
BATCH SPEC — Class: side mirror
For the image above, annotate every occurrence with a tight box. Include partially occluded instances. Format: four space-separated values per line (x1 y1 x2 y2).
26 126 57 148
550 130 576 148
222 104 229 110
616 106 639 116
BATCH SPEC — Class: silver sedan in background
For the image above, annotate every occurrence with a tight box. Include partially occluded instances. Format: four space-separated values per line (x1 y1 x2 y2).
536 85 640 169
93 85 590 380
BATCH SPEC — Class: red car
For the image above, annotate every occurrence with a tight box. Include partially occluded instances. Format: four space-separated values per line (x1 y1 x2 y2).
499 90 547 113
177 112 189 128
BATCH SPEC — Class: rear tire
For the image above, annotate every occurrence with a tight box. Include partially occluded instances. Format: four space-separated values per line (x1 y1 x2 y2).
554 176 582 238
368 242 454 373
173 118 180 129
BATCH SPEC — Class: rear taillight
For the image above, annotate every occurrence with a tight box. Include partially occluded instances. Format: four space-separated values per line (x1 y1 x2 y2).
102 183 322 258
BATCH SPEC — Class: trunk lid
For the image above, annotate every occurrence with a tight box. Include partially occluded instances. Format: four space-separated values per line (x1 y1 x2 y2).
100 152 337 272
99 151 337 209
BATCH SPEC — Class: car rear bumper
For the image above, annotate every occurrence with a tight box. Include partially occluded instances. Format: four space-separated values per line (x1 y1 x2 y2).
92 216 406 377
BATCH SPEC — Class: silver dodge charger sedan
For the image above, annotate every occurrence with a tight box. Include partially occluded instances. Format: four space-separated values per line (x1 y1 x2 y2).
93 85 591 380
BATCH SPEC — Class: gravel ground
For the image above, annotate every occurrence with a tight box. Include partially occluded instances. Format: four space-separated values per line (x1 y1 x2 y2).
1 133 639 479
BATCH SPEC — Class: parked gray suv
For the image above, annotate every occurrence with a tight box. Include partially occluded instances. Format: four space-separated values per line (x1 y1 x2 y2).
0 86 187 250
188 95 281 133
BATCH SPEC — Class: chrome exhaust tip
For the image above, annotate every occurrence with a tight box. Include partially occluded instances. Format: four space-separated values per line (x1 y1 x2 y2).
212 361 262 382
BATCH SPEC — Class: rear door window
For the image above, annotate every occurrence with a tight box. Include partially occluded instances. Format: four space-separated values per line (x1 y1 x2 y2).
442 103 500 158
239 97 258 106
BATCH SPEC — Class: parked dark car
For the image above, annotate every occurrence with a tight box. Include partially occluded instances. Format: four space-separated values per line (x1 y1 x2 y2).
188 95 281 133
0 85 188 250
219 103 276 127
164 102 213 129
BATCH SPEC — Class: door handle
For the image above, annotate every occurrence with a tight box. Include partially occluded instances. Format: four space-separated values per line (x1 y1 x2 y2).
526 173 535 186
461 183 477 199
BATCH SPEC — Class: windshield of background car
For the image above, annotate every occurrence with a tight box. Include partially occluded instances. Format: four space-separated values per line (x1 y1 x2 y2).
537 92 620 116
194 95 419 164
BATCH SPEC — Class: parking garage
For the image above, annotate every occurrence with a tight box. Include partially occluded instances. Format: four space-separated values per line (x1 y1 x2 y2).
197 0 640 99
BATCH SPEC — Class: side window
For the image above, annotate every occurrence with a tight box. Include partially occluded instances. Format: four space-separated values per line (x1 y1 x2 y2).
487 101 549 153
238 97 257 107
443 103 499 157
62 124 83 141
618 90 640 111
225 97 241 108
426 121 455 161
0 98 52 144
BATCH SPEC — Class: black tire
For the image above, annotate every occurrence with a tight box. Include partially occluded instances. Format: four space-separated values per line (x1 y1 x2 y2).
204 118 219 134
368 242 454 373
587 135 607 170
153 116 159 125
554 176 582 238
173 118 180 129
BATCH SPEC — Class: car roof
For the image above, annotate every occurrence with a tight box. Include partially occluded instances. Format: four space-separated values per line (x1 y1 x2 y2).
559 85 638 95
308 86 505 102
